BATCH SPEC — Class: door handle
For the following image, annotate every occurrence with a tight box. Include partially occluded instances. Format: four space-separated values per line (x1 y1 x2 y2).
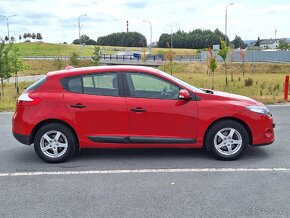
131 107 146 112
70 103 86 109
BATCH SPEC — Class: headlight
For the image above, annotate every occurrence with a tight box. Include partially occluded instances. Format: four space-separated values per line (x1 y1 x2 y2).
246 105 272 117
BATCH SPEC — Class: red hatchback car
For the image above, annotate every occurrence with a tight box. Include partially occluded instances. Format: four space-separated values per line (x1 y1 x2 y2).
12 66 274 163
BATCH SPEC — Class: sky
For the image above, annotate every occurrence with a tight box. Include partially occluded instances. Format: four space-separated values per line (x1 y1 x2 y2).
0 0 289 44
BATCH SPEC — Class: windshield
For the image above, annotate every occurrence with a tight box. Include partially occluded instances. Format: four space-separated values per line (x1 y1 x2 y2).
157 70 205 93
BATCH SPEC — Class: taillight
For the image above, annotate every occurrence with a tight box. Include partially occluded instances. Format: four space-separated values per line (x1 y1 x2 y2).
17 92 42 106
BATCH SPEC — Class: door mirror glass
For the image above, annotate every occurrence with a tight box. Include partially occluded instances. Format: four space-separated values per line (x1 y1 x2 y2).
178 89 191 100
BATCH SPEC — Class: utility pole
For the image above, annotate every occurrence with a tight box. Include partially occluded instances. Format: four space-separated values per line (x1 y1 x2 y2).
167 25 173 48
77 14 87 58
143 20 152 50
225 3 234 44
0 14 17 39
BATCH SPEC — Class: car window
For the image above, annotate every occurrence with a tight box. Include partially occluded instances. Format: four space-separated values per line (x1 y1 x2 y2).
67 77 82 93
82 73 119 96
126 73 179 99
62 73 119 96
26 77 47 91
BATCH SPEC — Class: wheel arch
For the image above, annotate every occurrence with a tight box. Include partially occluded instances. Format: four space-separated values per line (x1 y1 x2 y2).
203 117 253 147
29 119 79 149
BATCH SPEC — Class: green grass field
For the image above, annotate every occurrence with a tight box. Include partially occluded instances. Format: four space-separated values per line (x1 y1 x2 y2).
16 42 197 57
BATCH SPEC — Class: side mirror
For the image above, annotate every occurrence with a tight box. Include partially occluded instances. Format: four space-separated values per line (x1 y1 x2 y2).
178 89 191 100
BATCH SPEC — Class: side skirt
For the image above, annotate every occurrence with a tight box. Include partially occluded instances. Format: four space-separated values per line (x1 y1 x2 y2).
88 136 196 144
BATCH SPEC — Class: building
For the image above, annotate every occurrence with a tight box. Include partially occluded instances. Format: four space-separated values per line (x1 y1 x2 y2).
260 39 279 49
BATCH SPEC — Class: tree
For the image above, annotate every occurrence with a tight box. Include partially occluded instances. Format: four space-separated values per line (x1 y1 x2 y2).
166 49 174 75
158 28 227 49
91 46 101 66
69 52 80 67
23 33 27 41
208 47 217 89
27 33 32 41
218 40 230 86
278 39 289 50
0 42 13 97
9 45 27 94
19 35 22 42
231 35 246 49
239 48 246 77
73 35 97 45
54 44 63 70
97 32 147 47
5 36 9 41
36 33 43 41
32 33 36 42
254 37 261 47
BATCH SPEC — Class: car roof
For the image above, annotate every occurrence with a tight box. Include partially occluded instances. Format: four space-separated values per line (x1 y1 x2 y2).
47 65 159 78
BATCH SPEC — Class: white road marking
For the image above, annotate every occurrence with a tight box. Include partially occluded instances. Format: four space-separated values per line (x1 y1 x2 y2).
267 104 290 107
0 168 290 177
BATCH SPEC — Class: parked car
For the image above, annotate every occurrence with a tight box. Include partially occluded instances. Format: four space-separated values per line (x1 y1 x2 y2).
12 66 275 163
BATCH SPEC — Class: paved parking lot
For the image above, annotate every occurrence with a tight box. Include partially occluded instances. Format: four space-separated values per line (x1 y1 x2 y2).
0 105 290 218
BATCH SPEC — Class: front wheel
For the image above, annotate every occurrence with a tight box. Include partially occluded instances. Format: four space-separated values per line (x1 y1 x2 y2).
205 120 249 160
34 123 77 163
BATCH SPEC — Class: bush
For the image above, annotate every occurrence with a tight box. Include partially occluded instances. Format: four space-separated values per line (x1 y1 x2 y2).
69 52 80 67
244 78 253 87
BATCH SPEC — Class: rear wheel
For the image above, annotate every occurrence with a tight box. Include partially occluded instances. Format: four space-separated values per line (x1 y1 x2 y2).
205 120 249 160
34 123 77 163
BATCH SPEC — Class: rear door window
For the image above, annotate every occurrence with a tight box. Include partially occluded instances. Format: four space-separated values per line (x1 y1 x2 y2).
62 73 119 96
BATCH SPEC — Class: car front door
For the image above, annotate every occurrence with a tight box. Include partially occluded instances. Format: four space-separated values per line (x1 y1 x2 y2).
124 72 198 145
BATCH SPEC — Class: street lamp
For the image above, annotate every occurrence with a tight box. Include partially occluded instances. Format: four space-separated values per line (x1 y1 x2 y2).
143 20 152 48
0 14 17 39
78 14 87 58
167 25 173 48
225 3 234 43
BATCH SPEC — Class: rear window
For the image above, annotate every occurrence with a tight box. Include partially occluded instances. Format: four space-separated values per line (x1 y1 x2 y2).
26 77 47 91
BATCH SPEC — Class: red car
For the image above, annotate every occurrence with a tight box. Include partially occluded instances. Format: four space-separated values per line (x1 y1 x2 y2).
12 66 274 163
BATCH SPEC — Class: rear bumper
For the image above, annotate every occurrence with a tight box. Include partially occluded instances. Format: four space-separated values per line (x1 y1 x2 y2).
13 132 31 145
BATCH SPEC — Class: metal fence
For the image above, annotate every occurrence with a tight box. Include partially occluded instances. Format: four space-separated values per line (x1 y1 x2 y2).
200 50 290 63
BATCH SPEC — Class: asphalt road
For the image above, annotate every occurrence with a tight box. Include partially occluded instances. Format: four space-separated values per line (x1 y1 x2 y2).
0 105 290 218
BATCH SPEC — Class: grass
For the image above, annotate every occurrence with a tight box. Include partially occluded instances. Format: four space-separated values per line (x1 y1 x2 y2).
17 42 96 57
16 42 197 57
0 82 32 112
162 62 290 104
1 61 289 111
19 59 93 76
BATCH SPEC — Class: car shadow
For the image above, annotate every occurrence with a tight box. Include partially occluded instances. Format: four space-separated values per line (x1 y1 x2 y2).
73 147 210 161
9 145 273 169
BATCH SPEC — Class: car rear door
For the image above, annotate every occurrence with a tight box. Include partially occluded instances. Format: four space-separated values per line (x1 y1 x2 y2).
62 72 129 147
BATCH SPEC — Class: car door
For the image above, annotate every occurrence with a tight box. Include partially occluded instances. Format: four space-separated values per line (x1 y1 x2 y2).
62 72 129 146
124 72 198 145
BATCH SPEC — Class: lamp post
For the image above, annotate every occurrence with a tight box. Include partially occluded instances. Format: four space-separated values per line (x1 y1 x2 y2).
167 25 173 48
225 3 234 43
0 14 17 39
143 20 152 51
78 14 87 58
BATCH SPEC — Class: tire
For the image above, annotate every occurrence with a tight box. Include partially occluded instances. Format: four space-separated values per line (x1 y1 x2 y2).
205 120 249 160
34 123 77 163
